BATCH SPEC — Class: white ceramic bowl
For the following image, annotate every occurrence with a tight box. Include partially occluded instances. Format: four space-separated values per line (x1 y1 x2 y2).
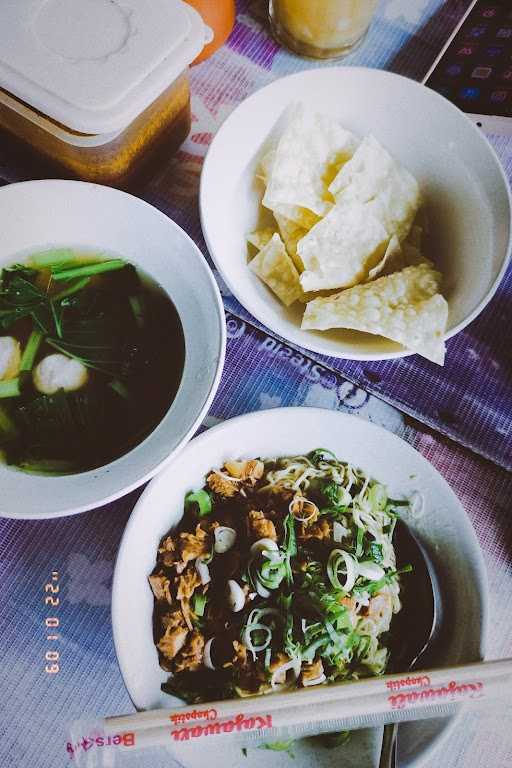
0 180 226 519
200 67 512 361
112 407 488 768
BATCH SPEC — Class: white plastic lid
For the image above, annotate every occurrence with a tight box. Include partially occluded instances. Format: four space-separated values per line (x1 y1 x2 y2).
0 0 207 134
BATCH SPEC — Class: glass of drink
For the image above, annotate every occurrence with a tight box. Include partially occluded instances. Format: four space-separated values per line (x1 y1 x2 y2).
269 0 379 60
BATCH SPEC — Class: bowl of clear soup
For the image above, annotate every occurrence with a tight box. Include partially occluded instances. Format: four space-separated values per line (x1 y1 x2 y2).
0 180 226 519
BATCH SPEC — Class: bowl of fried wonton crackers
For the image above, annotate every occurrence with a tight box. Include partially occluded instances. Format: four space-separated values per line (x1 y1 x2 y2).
200 67 511 365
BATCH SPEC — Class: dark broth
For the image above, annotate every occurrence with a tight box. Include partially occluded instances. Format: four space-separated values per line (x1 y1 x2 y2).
0 250 185 474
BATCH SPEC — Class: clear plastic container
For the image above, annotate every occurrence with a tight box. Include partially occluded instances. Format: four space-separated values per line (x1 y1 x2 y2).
0 74 191 187
0 0 208 187
269 0 378 60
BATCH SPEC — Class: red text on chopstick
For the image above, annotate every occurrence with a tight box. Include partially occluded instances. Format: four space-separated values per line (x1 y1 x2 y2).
169 707 217 725
171 713 273 741
66 732 135 759
386 675 431 691
388 680 484 709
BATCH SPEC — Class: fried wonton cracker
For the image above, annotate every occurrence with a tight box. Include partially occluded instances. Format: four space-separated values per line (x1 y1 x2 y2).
329 134 421 242
274 212 307 273
302 263 448 364
249 233 302 307
263 105 358 220
298 198 391 291
247 228 275 251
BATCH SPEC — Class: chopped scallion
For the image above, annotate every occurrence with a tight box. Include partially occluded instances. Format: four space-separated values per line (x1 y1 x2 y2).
193 593 208 617
368 483 387 511
185 489 213 517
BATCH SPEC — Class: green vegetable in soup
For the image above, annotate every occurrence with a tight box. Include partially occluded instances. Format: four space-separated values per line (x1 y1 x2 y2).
0 250 184 474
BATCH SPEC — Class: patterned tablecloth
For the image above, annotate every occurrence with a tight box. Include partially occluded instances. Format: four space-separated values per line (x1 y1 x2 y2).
1 2 512 767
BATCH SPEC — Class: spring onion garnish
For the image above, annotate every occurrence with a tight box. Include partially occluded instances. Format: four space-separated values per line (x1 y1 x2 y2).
327 549 357 592
184 489 212 517
243 624 272 660
368 483 388 511
282 512 297 585
226 580 245 612
258 558 286 589
203 638 216 670
195 559 211 586
250 538 278 557
357 561 385 582
333 521 349 543
289 496 318 524
355 525 364 557
214 526 237 553
193 593 208 617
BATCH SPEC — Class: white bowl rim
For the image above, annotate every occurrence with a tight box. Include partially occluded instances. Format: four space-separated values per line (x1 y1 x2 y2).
0 178 227 519
112 406 489 766
200 66 512 361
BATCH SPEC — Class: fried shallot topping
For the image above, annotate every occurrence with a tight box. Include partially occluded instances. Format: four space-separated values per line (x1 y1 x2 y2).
207 471 238 497
176 568 201 601
179 524 210 565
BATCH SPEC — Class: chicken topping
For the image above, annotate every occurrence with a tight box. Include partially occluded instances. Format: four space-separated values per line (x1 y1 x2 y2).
157 625 189 661
224 459 264 485
179 524 210 564
174 631 205 673
207 471 238 497
248 510 277 541
161 609 187 632
297 518 332 541
176 568 201 601
301 658 324 686
148 573 172 604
